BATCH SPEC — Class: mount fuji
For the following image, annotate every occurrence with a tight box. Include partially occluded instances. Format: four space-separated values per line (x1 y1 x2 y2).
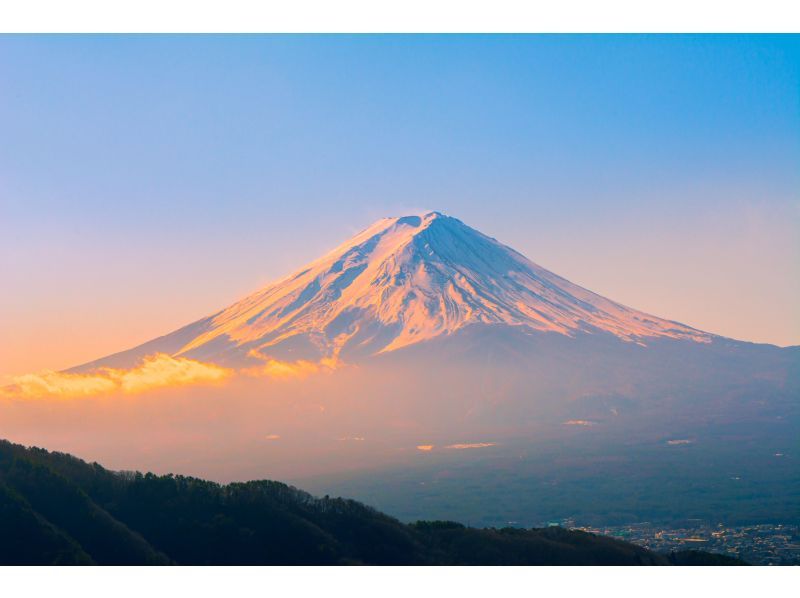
69 211 797 435
77 211 721 370
13 211 796 515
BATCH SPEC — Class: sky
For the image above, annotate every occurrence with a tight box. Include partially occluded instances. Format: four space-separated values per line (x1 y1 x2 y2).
1 34 798 383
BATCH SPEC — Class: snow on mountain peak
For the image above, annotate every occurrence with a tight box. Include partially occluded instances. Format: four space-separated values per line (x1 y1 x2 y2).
160 212 710 365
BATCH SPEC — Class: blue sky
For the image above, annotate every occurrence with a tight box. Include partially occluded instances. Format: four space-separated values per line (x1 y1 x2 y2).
1 35 798 377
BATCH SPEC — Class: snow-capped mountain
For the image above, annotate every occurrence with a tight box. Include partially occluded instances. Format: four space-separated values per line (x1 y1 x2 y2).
34 211 800 484
77 211 715 371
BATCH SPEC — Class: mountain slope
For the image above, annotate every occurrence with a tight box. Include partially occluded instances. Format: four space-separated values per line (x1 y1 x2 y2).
75 212 714 371
1 440 744 565
0 482 93 565
0 451 170 564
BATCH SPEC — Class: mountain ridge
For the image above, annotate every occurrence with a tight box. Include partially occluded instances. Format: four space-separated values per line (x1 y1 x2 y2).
0 439 745 565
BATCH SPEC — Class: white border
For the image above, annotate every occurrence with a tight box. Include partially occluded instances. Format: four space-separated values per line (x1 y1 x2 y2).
2 565 798 598
0 0 798 33
1 5 798 596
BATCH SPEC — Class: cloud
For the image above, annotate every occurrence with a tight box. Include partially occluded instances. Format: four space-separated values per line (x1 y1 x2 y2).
1 353 232 399
241 350 339 380
5 370 118 398
445 442 496 450
117 354 232 392
563 420 597 426
416 445 434 452
2 348 342 400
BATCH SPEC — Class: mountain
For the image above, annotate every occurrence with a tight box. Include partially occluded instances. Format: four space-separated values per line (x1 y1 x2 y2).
69 211 798 439
0 439 744 565
74 211 714 370
6 212 797 529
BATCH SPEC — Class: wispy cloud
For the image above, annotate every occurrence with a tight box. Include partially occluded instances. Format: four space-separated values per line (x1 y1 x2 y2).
445 442 496 450
240 350 339 380
1 349 345 400
1 353 232 399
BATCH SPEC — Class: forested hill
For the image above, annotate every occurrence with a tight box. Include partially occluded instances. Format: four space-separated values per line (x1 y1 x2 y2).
0 440 742 565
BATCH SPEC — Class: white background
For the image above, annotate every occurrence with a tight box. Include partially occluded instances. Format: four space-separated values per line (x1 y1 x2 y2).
0 0 797 32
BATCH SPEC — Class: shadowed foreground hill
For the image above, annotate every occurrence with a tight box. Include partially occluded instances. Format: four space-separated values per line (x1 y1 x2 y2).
0 440 742 565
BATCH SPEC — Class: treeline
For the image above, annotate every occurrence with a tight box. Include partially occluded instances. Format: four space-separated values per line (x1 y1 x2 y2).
0 440 743 565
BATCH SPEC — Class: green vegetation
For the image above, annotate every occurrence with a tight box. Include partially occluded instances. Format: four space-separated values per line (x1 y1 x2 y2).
0 440 744 565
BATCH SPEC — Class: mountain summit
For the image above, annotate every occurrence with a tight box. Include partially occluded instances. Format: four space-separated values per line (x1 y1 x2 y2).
80 212 712 370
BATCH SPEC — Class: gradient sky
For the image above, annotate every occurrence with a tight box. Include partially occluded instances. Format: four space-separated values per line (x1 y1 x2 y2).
1 34 798 383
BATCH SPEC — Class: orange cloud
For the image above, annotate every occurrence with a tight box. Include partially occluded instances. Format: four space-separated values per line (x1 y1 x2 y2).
241 350 339 380
5 370 118 398
1 353 232 399
1 348 344 400
416 445 434 452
